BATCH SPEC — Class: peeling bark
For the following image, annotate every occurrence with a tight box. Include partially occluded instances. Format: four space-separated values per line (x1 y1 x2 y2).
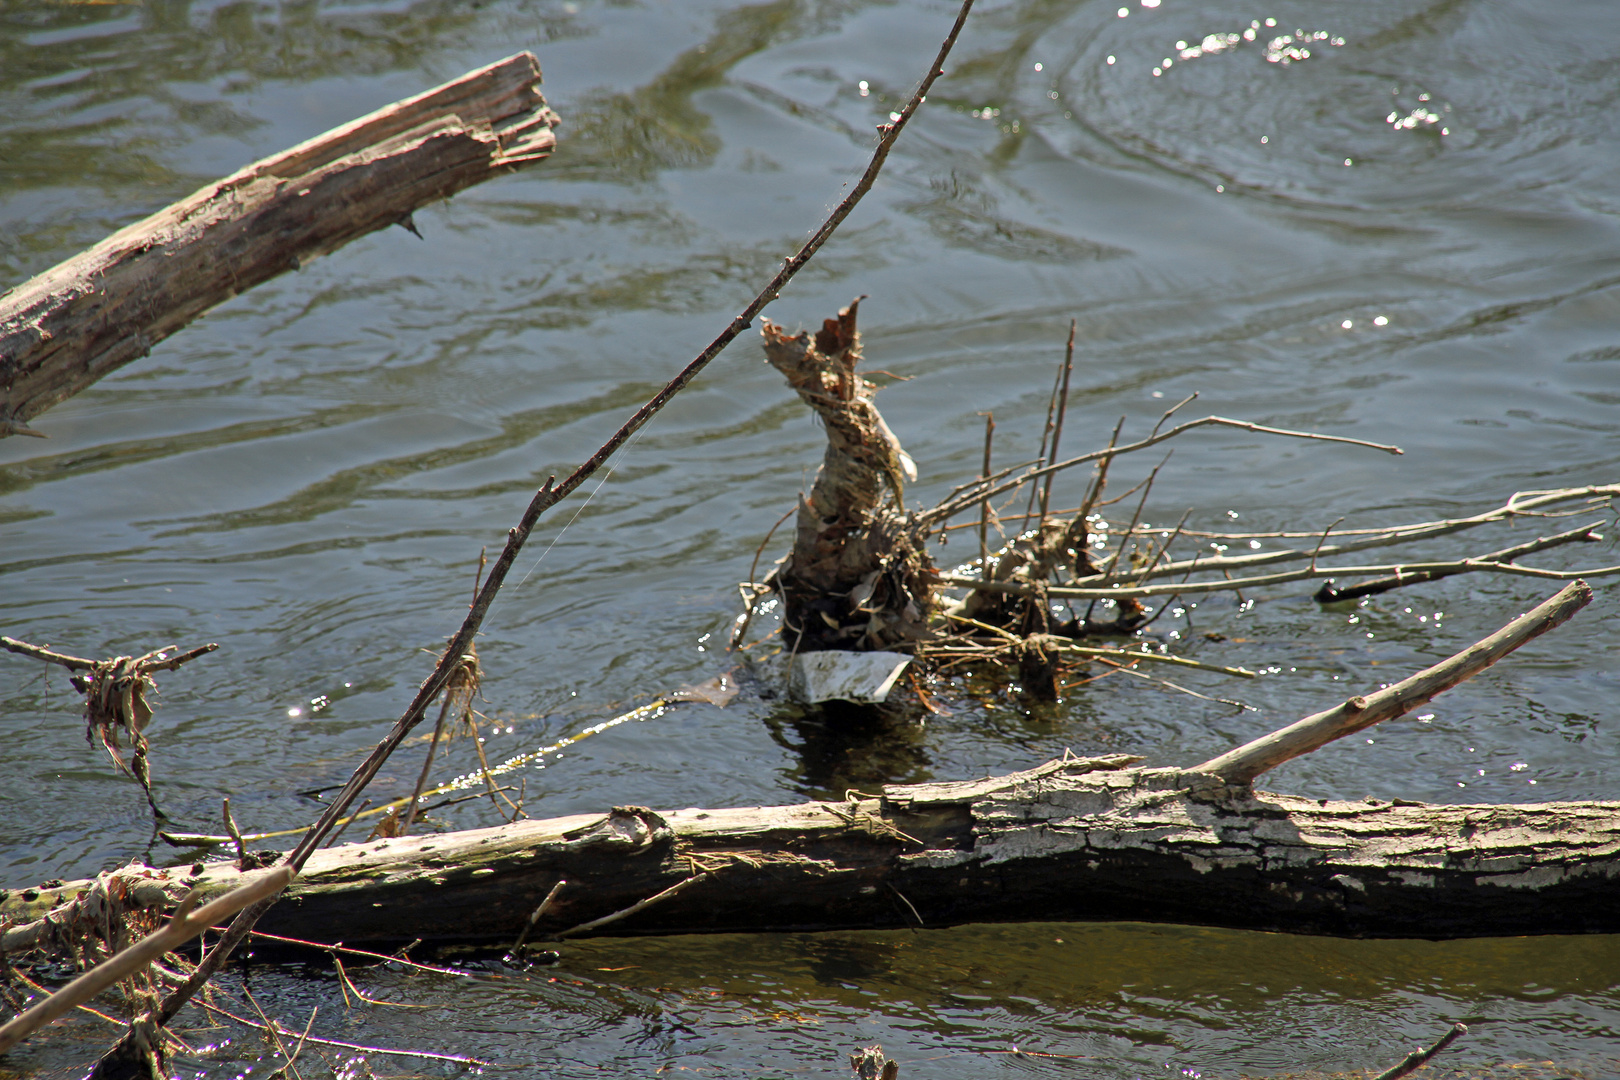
760 301 936 652
7 756 1617 948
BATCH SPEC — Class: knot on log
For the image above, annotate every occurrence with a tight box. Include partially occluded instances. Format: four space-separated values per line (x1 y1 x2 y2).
561 806 674 850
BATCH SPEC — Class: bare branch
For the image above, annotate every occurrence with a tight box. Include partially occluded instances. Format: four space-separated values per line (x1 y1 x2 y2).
1367 1024 1467 1080
1313 521 1602 602
939 535 1620 600
1195 582 1592 784
923 415 1403 527
1096 484 1620 586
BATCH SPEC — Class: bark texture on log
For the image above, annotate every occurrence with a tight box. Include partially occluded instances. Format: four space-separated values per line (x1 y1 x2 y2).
6 755 1618 949
0 52 558 438
760 301 935 651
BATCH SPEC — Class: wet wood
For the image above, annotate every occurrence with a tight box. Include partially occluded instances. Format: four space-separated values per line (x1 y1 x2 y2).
6 753 1619 948
1196 580 1593 784
0 52 558 438
759 302 934 652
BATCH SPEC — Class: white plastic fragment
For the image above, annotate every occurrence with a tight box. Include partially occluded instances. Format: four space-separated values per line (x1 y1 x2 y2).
789 650 912 704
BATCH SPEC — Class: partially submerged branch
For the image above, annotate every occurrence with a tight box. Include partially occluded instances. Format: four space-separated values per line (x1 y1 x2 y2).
1195 580 1592 784
0 53 559 437
5 4 982 1071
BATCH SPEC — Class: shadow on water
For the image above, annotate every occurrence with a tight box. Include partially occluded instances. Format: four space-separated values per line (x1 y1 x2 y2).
764 698 933 800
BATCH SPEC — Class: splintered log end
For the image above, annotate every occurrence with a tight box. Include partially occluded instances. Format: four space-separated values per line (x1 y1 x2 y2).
760 301 934 652
0 51 560 434
814 295 863 359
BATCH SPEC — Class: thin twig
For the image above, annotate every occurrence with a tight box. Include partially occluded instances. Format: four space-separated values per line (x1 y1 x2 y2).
242 986 300 1080
1131 508 1192 588
731 502 798 649
400 699 450 836
1367 1023 1467 1080
222 798 247 872
510 879 568 953
1100 452 1169 578
331 955 427 1009
1099 657 1257 710
924 415 1403 526
1075 416 1125 528
193 997 494 1068
245 931 470 977
321 798 371 850
1148 392 1199 440
1022 354 1067 532
1311 516 1345 572
978 412 995 568
277 1007 319 1080
557 874 711 939
1047 642 1255 678
1038 320 1076 524
1 637 97 671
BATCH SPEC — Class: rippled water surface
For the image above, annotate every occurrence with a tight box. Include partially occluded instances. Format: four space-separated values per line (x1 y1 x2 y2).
3 0 1619 1075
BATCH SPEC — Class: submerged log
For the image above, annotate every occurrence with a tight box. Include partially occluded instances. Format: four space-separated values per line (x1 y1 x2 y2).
5 754 1618 948
0 52 558 438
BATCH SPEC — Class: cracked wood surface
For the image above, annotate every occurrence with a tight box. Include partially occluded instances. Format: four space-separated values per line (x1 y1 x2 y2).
0 52 558 437
5 753 1617 950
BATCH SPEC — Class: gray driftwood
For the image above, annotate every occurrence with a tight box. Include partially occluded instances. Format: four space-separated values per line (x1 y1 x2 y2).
5 753 1618 948
1198 581 1592 783
0 52 558 438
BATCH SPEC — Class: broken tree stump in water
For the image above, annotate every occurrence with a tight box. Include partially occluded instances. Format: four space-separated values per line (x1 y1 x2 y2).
0 52 558 438
760 300 935 652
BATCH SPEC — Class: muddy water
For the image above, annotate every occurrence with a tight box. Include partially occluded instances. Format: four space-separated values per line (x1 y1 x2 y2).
2 0 1619 1076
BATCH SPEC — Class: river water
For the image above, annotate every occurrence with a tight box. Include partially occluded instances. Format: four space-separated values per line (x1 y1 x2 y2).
3 0 1619 1076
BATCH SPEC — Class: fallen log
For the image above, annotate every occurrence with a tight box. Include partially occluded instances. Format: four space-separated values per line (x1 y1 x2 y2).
0 52 558 438
5 753 1618 948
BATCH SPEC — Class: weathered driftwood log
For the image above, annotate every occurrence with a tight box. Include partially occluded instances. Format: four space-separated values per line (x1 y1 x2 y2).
5 754 1618 947
0 52 559 438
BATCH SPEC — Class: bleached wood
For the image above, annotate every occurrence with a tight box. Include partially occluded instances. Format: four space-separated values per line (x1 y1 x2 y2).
6 752 1618 947
0 52 557 437
1195 580 1593 784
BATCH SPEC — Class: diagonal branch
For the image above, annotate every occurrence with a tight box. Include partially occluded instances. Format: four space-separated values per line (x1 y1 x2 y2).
78 4 979 1073
1194 581 1592 784
922 415 1403 526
